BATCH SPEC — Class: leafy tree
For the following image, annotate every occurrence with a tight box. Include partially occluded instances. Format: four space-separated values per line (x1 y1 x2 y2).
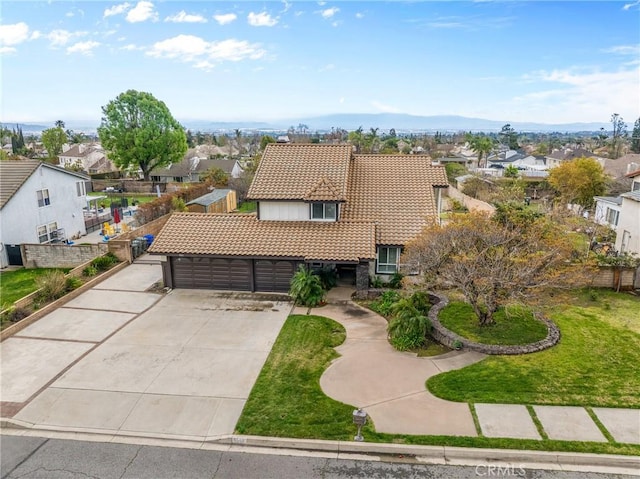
499 124 519 150
467 135 494 168
609 113 627 159
547 156 608 210
444 163 466 184
54 120 65 129
41 125 68 160
503 164 519 178
365 127 380 153
348 126 364 153
631 117 640 154
199 167 229 186
260 135 276 151
403 212 588 326
98 90 188 180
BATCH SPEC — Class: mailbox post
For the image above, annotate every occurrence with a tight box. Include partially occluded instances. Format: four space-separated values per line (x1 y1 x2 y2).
352 408 367 442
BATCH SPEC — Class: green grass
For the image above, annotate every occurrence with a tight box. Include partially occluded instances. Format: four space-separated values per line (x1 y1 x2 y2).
235 314 357 440
87 192 157 208
438 301 548 345
0 268 68 309
236 201 257 213
235 312 640 455
428 290 640 408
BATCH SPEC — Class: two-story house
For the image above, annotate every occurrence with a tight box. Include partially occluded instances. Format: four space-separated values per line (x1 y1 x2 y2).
58 143 112 173
0 159 89 266
149 144 448 293
614 169 640 256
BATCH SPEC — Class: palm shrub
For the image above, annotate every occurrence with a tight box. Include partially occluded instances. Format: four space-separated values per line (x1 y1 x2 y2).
289 265 325 307
34 270 67 302
387 297 431 351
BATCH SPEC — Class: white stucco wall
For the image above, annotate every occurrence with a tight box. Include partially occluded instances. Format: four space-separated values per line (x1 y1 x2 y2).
594 200 621 228
259 201 310 221
615 198 640 255
0 165 88 245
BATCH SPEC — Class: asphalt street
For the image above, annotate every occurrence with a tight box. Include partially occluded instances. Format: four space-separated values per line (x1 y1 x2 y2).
1 435 635 479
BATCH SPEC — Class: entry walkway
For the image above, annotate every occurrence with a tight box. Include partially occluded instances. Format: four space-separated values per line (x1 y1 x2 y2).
311 296 640 444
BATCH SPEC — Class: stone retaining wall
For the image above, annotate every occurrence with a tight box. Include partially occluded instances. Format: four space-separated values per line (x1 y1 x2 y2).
22 243 107 268
427 292 560 355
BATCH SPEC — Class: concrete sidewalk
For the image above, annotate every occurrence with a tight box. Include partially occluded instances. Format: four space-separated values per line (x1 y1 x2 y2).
313 297 640 445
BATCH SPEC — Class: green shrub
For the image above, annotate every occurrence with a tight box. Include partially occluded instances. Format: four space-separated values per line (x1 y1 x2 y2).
315 266 337 290
388 311 430 351
409 291 432 315
369 290 401 317
388 272 404 289
65 276 83 291
1 306 32 324
35 270 67 302
370 275 384 288
83 265 98 277
91 253 117 271
289 265 325 307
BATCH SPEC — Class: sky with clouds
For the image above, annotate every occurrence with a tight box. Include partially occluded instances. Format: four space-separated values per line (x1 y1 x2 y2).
1 1 639 126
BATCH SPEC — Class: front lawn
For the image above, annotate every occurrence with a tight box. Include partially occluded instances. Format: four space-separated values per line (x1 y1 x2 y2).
235 314 357 439
236 201 257 213
438 301 548 345
0 268 68 309
428 290 640 408
88 192 157 208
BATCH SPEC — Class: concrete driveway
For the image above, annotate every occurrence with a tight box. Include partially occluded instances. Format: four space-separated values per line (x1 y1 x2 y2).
1 262 291 440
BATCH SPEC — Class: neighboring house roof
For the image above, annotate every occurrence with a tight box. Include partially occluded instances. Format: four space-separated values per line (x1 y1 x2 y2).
547 148 597 161
625 168 640 179
151 158 236 178
148 213 376 262
196 159 235 175
59 144 102 158
594 196 623 206
0 159 88 209
342 155 448 245
604 154 640 179
621 190 640 202
186 189 233 207
247 144 352 201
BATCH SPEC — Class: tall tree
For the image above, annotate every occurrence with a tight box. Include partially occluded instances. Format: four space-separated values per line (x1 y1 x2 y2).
365 127 380 153
547 156 608 210
403 212 588 326
98 90 188 181
54 120 66 129
630 117 640 154
468 135 494 168
610 113 627 159
348 126 364 153
499 124 519 150
41 124 68 160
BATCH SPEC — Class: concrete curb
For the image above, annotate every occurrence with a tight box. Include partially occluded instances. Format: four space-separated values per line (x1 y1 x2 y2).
1 420 638 473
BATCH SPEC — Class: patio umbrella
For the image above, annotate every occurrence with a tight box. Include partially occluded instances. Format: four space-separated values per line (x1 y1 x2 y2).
113 207 120 225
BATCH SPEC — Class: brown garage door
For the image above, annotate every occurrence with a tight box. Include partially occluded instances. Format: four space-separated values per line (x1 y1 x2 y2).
254 260 297 292
171 256 252 290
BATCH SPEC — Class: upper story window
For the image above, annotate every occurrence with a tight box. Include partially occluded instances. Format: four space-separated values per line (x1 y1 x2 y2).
311 203 337 221
76 181 86 197
633 181 640 192
37 189 50 207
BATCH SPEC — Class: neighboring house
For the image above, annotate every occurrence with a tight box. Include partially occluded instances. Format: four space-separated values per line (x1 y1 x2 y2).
0 159 89 267
150 157 241 183
186 189 237 213
593 196 622 229
615 190 640 255
603 153 640 180
58 143 112 173
545 148 605 169
149 144 449 293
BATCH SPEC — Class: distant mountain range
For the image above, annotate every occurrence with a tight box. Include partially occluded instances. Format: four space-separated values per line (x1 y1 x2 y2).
2 114 611 134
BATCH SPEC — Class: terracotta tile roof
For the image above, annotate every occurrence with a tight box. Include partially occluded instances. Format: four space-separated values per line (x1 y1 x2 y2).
149 213 376 262
341 155 448 245
247 144 352 201
304 176 342 201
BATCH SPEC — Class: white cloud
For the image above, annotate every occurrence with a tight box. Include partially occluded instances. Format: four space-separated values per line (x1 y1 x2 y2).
371 100 402 113
30 31 42 40
104 2 131 18
214 13 237 25
623 0 640 10
165 11 207 23
126 1 158 23
247 12 278 27
0 22 30 47
321 7 339 19
602 44 640 55
0 46 16 55
147 35 266 69
318 1 326 5
120 43 143 51
355 12 364 19
66 40 100 56
46 29 87 47
319 63 335 72
515 66 640 123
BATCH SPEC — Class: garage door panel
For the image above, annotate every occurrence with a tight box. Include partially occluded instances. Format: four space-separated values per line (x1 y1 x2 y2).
255 260 296 292
172 257 251 291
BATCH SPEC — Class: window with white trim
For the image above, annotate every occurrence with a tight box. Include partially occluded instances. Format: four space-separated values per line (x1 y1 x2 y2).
37 189 50 207
311 203 337 221
37 222 58 243
76 181 86 197
606 208 619 226
377 247 401 274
